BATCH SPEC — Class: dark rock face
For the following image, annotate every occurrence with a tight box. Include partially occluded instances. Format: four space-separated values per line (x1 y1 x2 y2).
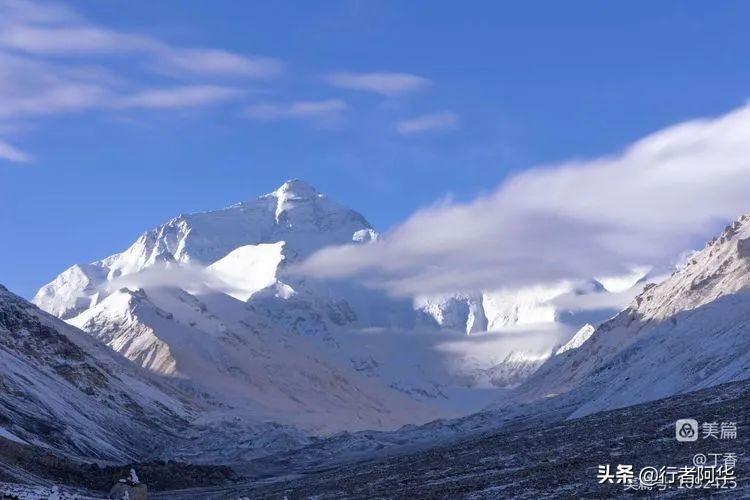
0 297 86 364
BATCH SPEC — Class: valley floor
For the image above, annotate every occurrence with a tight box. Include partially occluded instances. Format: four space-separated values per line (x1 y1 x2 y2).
159 378 749 499
1 378 747 499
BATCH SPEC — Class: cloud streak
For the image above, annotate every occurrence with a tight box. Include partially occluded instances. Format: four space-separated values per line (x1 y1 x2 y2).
246 99 348 121
396 112 458 134
296 103 750 296
0 52 111 118
0 0 282 160
0 138 31 162
117 85 241 109
0 2 283 78
324 71 431 95
0 52 241 118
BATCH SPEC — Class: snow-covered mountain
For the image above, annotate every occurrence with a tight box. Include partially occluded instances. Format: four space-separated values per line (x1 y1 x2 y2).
33 181 454 433
410 276 650 393
513 214 750 416
34 180 379 327
17 178 750 490
33 179 646 432
415 275 651 336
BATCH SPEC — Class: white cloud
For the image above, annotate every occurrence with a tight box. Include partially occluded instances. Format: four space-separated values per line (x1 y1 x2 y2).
0 0 78 25
0 1 276 160
0 52 112 118
117 85 240 109
0 138 31 162
396 112 458 134
0 1 272 117
324 71 431 95
157 48 282 79
246 99 348 120
0 3 283 79
296 103 750 296
0 52 240 117
0 25 152 54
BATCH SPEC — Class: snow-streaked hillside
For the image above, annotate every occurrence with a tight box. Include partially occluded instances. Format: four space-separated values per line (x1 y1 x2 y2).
513 214 750 416
0 284 190 461
0 283 320 465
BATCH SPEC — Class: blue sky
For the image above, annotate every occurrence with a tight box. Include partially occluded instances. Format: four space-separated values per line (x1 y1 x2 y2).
2 1 750 298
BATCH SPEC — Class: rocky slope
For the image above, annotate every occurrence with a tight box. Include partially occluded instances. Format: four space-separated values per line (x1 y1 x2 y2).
0 284 190 462
514 214 750 417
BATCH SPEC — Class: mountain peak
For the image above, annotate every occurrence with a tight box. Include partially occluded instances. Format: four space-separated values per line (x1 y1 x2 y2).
34 178 376 321
272 179 321 200
268 179 325 224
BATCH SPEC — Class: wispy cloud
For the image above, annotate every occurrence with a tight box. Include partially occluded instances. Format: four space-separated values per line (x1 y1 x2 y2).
0 0 282 161
297 103 750 296
0 52 111 118
0 0 78 25
117 85 241 109
396 112 458 134
0 138 31 162
0 3 283 79
157 48 282 79
0 52 240 117
246 99 348 120
323 71 431 96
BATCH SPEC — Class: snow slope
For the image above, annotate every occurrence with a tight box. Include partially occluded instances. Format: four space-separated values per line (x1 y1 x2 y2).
205 243 286 301
68 285 438 433
514 214 750 416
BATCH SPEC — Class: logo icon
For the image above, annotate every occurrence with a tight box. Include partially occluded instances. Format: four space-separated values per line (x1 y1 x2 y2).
675 419 698 442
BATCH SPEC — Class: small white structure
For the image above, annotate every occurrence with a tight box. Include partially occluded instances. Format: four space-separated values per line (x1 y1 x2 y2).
108 468 148 500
